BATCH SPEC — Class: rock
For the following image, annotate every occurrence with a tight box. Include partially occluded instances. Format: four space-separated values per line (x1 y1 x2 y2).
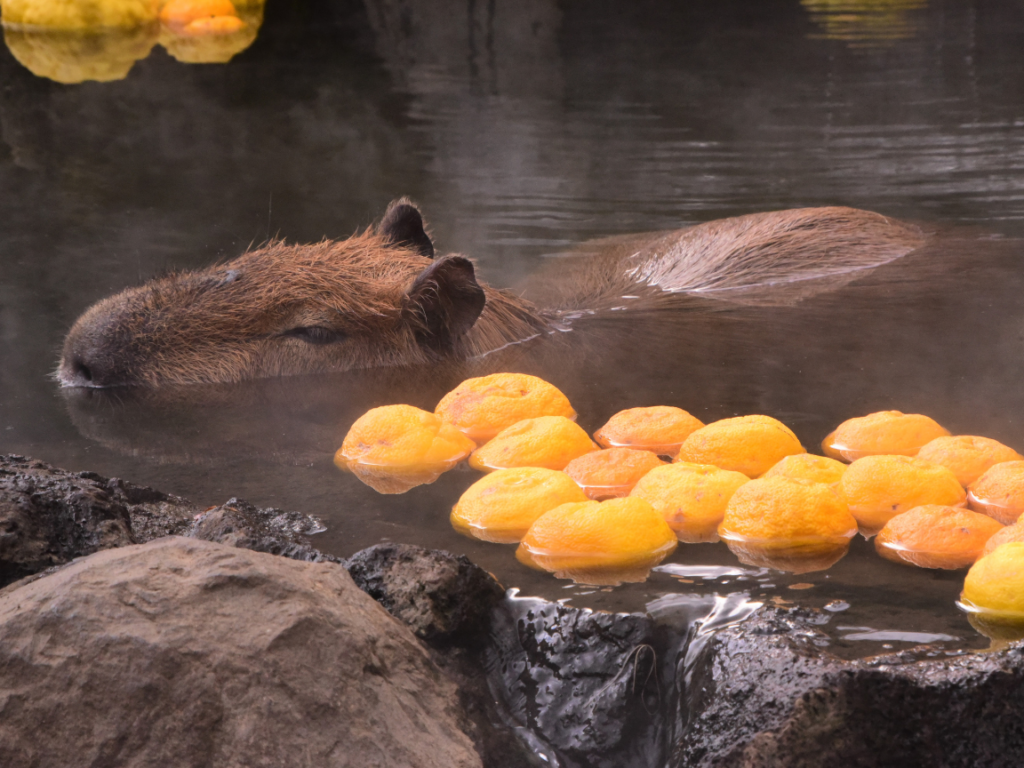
346 542 505 647
0 537 482 768
676 606 1024 767
190 497 341 564
487 597 671 768
0 454 135 585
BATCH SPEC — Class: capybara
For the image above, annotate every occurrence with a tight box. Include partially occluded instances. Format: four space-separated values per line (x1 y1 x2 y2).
58 199 925 388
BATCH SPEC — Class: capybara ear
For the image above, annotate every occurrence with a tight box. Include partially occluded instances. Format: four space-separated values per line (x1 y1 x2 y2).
402 255 486 351
378 198 435 259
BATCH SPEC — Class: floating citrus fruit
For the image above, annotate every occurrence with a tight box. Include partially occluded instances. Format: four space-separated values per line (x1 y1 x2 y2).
593 406 704 457
335 404 476 494
563 447 665 500
960 542 1024 624
160 0 239 27
915 435 1022 487
450 467 587 543
762 453 847 485
981 519 1024 557
839 455 966 533
718 476 858 573
968 460 1024 525
516 497 677 585
434 373 576 444
874 505 1003 569
823 410 949 462
468 415 596 472
676 415 804 478
1 0 158 28
630 462 749 543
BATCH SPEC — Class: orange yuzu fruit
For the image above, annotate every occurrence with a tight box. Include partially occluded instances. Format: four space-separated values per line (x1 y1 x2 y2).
676 414 804 478
450 467 587 543
593 406 704 457
916 435 1022 487
629 461 749 543
874 505 1003 569
839 455 966 533
564 447 665 500
981 519 1024 557
468 415 596 472
762 453 847 485
968 460 1024 525
516 497 677 584
824 410 949 462
160 0 238 27
435 373 575 443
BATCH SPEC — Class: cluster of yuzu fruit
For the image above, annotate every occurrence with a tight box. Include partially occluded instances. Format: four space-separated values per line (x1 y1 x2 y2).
335 375 1024 619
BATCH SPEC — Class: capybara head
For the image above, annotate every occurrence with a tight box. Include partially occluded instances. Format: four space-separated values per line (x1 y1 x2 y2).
58 200 545 387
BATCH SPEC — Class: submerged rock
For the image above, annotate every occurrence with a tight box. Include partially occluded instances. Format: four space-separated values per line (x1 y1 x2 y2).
677 606 1024 767
0 537 482 768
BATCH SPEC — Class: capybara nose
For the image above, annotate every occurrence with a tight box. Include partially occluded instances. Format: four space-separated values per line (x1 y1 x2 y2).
58 321 135 388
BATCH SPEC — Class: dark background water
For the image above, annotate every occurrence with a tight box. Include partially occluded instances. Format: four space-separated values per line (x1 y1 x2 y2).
3 0 1024 655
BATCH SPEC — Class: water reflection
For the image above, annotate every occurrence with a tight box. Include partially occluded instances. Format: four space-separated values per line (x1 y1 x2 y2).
802 0 927 48
0 0 264 82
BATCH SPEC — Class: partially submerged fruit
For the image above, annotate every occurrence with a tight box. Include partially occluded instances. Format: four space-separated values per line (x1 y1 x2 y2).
563 447 665 500
593 406 704 458
968 460 1024 525
960 542 1024 624
629 461 749 543
823 410 949 462
718 476 858 573
839 454 966 533
468 415 596 472
335 404 475 493
435 373 575 444
981 519 1024 557
450 467 587 543
762 453 847 485
516 497 677 585
915 435 1022 487
676 415 804 478
874 505 1003 569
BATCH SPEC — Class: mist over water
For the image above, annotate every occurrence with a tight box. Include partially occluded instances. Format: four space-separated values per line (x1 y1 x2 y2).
3 0 1024 656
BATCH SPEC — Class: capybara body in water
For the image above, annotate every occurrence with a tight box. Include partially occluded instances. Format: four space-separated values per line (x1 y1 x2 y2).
58 199 925 388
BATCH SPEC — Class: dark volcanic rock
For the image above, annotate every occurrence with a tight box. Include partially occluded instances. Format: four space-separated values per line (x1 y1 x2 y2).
0 455 338 587
346 542 505 646
487 597 671 768
676 606 1024 768
0 537 482 768
0 454 135 584
191 497 341 563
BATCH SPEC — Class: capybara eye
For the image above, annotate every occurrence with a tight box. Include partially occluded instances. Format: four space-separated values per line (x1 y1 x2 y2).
282 326 346 345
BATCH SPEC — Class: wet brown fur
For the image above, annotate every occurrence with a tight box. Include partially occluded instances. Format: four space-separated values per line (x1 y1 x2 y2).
59 205 926 387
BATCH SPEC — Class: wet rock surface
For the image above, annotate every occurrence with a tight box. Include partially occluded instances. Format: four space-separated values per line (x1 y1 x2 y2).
677 606 1024 768
0 537 482 768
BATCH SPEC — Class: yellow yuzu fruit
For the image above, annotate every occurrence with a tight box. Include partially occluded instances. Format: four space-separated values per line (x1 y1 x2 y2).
676 415 804 478
874 505 1003 569
629 461 749 543
968 460 1024 525
825 410 949 462
962 542 1024 620
719 476 857 545
593 406 703 457
564 447 665 500
916 435 1022 487
450 467 587 543
516 497 677 583
434 373 575 443
839 454 967 532
1 0 159 28
763 453 847 485
468 415 596 472
335 404 475 493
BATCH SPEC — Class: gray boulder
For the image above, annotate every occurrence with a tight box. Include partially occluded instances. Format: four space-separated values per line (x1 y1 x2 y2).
0 536 482 768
